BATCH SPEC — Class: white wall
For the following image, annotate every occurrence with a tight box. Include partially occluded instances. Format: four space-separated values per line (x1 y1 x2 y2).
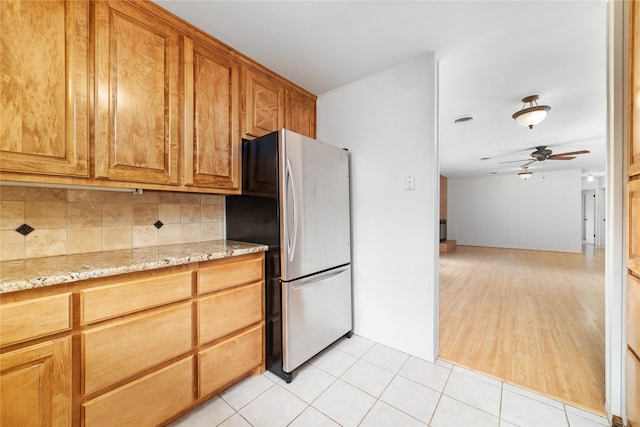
316 53 439 361
448 169 582 253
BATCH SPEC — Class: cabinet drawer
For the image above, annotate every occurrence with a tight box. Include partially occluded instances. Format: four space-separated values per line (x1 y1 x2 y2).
198 254 263 294
82 302 192 395
83 356 193 427
629 274 640 353
0 293 71 347
198 282 262 344
80 271 192 325
198 324 263 398
628 349 640 427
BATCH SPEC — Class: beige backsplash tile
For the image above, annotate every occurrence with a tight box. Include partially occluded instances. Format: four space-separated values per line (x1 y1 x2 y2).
67 189 103 203
201 221 223 241
24 187 66 202
68 202 102 228
181 204 201 223
103 226 133 251
181 223 201 243
103 203 133 226
181 193 201 204
26 229 67 258
133 203 158 225
0 186 25 201
158 223 181 245
158 192 182 203
102 191 134 203
68 227 102 254
0 230 25 261
159 203 181 224
201 204 218 222
0 201 25 230
25 201 67 229
133 225 158 248
0 185 225 261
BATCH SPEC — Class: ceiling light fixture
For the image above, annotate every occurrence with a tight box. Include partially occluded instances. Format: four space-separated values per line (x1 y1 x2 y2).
519 167 533 180
512 95 551 129
587 174 594 182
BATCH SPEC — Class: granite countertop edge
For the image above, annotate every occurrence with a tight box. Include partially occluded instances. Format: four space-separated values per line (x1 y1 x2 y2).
0 240 269 294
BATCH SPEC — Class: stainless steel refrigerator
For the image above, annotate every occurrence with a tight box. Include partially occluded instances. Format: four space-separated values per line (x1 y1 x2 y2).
226 129 352 382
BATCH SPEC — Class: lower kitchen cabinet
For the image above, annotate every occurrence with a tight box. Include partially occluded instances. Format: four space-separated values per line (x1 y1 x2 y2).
83 356 194 427
198 281 263 343
82 302 193 395
0 337 71 426
0 251 265 426
199 324 263 398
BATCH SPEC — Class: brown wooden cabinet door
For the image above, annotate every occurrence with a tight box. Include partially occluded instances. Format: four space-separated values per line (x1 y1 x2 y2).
286 89 317 139
184 39 240 190
0 337 71 427
94 1 180 186
244 69 284 138
0 0 89 177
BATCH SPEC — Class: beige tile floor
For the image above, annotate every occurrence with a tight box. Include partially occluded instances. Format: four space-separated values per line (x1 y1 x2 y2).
170 335 610 427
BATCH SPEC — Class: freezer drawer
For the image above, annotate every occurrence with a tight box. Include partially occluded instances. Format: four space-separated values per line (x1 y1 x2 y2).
282 265 352 373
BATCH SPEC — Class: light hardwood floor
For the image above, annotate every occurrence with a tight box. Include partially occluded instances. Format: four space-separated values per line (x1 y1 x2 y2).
439 245 605 414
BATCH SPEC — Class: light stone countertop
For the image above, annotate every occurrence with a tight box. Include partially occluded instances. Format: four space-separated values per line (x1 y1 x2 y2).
0 240 268 294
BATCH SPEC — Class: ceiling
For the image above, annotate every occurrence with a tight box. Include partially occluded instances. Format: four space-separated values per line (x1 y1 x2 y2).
155 0 608 180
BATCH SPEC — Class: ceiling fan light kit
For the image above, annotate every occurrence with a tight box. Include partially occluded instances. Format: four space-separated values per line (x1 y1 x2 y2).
519 167 533 180
502 145 590 180
512 95 551 129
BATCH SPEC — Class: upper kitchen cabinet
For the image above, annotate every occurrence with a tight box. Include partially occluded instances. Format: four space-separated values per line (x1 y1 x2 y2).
0 0 90 178
286 89 317 139
94 1 180 186
243 68 285 139
184 39 241 192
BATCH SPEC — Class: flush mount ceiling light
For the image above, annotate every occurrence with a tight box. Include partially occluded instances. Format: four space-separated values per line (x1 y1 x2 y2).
519 167 533 180
512 95 551 129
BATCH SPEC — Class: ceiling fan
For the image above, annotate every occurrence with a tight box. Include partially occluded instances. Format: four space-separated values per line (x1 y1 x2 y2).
499 145 590 167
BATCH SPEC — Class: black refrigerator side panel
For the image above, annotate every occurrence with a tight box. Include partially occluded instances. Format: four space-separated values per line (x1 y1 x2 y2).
226 196 284 377
226 131 291 381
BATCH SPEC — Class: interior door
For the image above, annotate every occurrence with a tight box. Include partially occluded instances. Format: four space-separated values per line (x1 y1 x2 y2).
583 190 596 244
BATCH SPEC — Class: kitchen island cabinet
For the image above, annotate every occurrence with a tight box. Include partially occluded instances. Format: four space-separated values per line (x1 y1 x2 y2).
0 241 266 426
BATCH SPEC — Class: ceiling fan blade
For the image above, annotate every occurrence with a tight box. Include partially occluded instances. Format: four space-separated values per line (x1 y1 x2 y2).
498 159 531 164
550 150 590 157
521 160 536 167
548 156 576 160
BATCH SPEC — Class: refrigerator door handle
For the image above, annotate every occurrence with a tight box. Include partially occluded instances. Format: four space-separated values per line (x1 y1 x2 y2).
286 157 299 263
290 267 349 290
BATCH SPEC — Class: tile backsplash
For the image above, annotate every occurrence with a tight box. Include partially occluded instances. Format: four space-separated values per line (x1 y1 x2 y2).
0 185 224 261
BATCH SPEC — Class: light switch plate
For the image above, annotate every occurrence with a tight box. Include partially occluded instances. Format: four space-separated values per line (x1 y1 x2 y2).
406 175 415 190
